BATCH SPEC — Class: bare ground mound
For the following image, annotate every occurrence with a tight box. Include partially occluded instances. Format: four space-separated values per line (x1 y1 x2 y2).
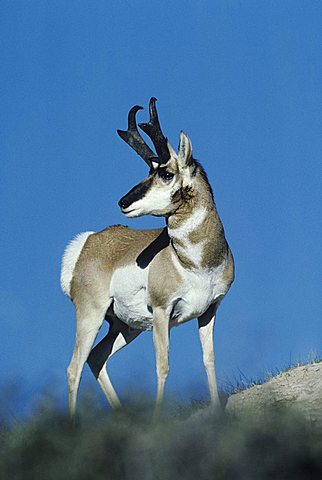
226 362 322 426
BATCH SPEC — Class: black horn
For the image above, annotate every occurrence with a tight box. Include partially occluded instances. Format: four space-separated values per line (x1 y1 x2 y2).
117 105 157 167
138 97 170 164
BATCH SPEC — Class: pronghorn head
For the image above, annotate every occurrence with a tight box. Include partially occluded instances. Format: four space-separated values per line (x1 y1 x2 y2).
117 98 195 218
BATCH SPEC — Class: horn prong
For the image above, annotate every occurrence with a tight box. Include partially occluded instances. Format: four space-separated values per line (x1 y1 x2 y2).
117 105 156 166
138 97 170 164
128 105 143 130
149 97 158 121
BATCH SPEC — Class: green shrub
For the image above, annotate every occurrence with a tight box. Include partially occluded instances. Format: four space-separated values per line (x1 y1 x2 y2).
0 401 321 480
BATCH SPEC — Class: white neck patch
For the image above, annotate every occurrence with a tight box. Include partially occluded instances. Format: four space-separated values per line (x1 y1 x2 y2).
168 207 207 240
168 207 208 268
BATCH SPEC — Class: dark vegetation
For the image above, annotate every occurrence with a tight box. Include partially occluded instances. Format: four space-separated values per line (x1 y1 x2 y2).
1 395 322 480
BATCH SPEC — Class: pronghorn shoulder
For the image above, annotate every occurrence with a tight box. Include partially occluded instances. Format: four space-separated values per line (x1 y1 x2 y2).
148 246 183 308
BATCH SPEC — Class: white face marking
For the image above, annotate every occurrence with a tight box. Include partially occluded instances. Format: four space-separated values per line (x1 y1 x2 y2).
121 141 195 219
61 231 95 297
123 179 179 217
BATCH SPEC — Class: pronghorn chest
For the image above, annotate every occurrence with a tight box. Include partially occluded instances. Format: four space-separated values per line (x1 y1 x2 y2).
109 256 228 330
169 259 228 325
166 206 228 323
110 264 153 330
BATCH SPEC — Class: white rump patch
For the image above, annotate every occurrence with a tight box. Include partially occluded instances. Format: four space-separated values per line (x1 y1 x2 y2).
60 231 95 297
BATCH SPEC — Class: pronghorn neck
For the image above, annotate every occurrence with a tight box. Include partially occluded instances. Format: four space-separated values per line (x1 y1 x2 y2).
167 166 227 270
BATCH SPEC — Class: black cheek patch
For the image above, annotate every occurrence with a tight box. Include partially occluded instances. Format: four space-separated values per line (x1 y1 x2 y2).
171 188 182 204
118 177 153 209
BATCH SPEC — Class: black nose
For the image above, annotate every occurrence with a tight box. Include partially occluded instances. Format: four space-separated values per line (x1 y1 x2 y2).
118 196 130 209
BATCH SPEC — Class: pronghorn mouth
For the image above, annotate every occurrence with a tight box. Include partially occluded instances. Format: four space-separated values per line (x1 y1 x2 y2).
121 207 138 217
121 207 134 213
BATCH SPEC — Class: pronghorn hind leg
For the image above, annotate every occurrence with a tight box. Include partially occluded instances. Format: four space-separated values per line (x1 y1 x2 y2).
67 300 111 420
198 301 221 409
152 307 170 419
87 316 142 409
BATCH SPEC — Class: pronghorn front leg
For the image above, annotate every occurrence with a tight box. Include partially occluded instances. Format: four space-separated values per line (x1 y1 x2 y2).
198 302 221 408
152 307 170 417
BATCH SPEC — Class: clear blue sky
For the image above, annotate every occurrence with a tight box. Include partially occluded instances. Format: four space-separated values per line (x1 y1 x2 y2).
1 1 322 413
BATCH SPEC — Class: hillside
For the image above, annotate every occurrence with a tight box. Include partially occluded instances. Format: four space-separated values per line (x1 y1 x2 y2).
1 362 321 479
226 362 322 426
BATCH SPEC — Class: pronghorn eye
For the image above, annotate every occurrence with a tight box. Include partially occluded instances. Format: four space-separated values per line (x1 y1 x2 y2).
158 169 174 182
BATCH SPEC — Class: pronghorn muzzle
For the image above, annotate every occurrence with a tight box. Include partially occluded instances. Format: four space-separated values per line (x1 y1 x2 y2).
118 177 153 212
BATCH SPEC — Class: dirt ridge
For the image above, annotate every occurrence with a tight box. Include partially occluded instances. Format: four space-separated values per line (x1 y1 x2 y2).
226 362 322 425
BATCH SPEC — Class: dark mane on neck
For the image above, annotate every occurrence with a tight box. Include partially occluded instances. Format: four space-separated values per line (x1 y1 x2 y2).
192 159 214 200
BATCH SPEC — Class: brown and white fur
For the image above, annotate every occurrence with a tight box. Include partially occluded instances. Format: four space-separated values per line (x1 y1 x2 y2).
61 128 234 419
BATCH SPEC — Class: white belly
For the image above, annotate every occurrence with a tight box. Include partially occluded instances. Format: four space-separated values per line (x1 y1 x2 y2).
109 257 229 330
110 264 153 330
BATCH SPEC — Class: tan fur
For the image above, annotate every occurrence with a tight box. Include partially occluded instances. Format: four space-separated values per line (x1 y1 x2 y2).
148 246 183 308
70 166 232 311
71 226 162 300
63 128 234 418
222 248 235 287
70 225 185 320
167 168 230 271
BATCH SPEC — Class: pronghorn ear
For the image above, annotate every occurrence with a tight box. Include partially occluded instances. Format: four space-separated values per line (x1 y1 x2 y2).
178 131 192 166
167 140 177 159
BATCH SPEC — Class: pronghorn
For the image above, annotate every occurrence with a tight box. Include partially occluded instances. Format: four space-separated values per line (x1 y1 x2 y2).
61 98 234 419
